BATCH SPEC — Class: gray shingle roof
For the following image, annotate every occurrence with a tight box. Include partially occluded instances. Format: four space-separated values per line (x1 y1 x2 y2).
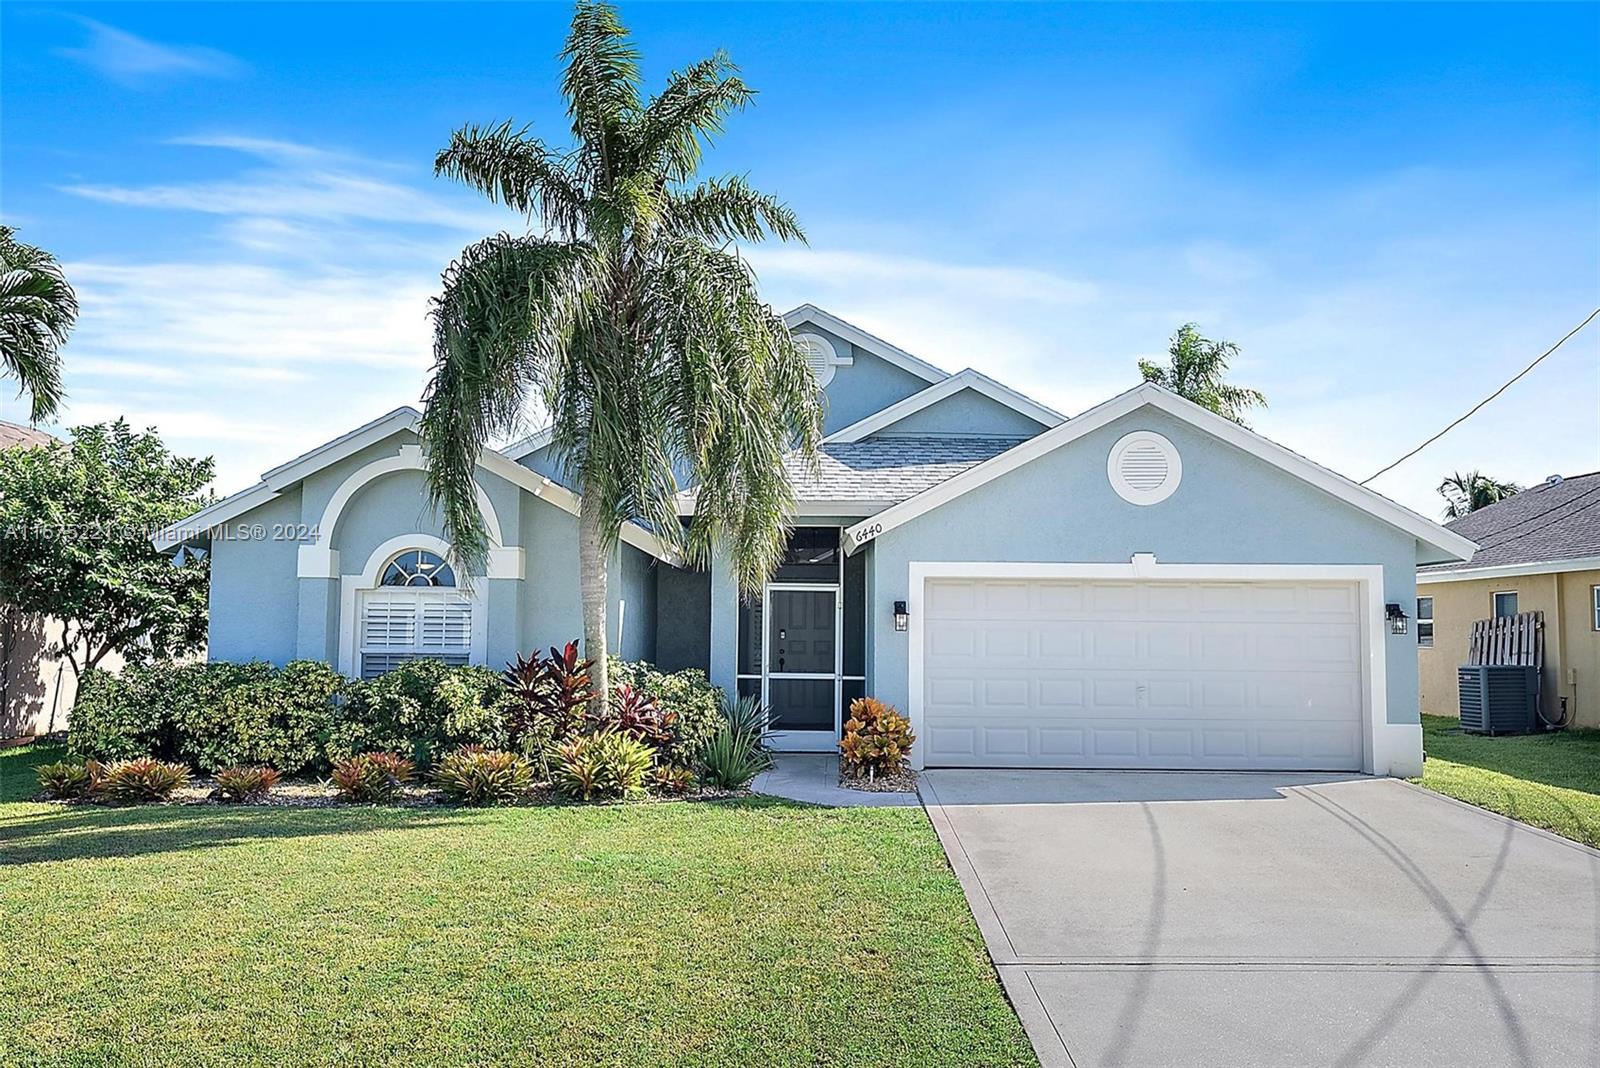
783 436 1027 505
1420 471 1600 574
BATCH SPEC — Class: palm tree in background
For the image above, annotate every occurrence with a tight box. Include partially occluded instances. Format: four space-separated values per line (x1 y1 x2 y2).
422 1 821 710
1138 323 1266 426
1438 470 1521 520
0 226 71 421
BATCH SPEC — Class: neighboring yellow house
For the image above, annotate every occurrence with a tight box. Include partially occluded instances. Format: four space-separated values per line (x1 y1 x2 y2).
1417 471 1600 729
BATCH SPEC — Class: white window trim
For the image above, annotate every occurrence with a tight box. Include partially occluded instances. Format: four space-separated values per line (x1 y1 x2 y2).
1491 590 1519 618
1593 585 1600 632
1416 596 1434 648
338 535 488 678
904 556 1414 778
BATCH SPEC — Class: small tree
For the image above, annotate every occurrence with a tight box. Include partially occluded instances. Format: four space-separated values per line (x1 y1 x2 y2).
1438 470 1521 520
0 420 213 678
1139 324 1266 426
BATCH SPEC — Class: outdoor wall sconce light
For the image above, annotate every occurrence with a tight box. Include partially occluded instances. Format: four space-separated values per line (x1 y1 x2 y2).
893 600 909 632
1386 603 1409 635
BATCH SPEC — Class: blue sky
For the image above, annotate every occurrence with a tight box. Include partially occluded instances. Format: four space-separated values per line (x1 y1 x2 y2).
2 2 1596 516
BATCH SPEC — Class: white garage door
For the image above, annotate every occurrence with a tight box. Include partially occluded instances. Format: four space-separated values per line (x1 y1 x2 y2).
921 577 1365 770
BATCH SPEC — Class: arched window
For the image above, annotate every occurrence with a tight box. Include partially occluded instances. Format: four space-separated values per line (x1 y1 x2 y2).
380 549 456 588
360 547 471 678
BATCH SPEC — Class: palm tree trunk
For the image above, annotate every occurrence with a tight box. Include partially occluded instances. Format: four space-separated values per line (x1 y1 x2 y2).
577 498 609 717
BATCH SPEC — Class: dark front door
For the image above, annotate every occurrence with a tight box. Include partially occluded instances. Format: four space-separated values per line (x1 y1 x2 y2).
765 585 838 736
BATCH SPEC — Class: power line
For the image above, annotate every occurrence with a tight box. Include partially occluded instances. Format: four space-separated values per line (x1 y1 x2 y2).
1361 307 1600 485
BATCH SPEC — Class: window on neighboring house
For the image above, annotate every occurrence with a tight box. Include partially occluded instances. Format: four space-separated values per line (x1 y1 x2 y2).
1416 597 1434 647
1492 591 1518 619
1592 585 1600 631
360 549 471 679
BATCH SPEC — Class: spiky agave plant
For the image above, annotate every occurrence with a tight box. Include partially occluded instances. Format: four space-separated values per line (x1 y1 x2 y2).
423 1 821 718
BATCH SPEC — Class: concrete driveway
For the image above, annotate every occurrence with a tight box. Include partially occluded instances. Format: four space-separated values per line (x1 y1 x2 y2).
920 770 1600 1068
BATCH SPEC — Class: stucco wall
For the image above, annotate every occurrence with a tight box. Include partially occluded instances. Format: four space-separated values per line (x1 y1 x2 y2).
209 486 305 664
874 389 1049 438
806 325 936 436
207 427 660 674
863 407 1425 726
1418 568 1600 728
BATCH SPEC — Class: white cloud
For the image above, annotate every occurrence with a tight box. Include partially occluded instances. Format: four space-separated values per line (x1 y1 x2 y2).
57 19 246 86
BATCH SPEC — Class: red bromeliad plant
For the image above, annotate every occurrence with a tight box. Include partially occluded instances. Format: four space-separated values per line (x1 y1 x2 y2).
606 684 676 749
502 640 595 745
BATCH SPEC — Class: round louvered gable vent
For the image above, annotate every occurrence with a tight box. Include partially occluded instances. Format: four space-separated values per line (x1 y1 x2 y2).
793 332 841 388
1108 431 1182 505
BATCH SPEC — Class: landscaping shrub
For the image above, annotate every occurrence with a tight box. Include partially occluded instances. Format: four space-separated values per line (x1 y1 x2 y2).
551 729 654 801
69 659 344 774
432 746 533 806
330 752 415 803
213 766 282 803
169 660 343 773
67 668 169 763
648 764 696 796
606 658 723 767
95 758 189 803
839 697 915 777
697 695 771 790
35 759 101 800
327 661 508 768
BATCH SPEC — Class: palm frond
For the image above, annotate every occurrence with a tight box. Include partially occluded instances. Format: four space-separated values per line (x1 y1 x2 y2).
434 122 587 236
0 226 72 421
664 176 804 245
423 233 594 570
560 0 641 166
635 52 755 181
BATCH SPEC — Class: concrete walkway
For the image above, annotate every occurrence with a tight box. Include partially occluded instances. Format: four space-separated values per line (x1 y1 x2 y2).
922 769 1600 1068
751 753 920 807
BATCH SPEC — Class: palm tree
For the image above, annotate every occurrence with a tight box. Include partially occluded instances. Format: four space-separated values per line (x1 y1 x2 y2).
0 226 72 421
422 1 821 711
1438 470 1521 520
1138 324 1265 426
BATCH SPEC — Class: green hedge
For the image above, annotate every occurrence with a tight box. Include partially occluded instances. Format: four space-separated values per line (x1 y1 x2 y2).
69 656 725 776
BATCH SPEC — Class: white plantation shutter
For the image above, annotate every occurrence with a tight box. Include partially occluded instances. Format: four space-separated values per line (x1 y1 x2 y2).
360 590 472 678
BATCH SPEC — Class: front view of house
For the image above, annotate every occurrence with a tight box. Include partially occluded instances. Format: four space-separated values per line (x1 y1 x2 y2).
157 306 1475 776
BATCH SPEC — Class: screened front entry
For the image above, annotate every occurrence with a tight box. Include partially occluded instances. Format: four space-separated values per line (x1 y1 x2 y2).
737 527 866 750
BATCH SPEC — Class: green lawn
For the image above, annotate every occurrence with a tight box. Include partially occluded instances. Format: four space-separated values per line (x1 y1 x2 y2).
0 742 1034 1068
1418 714 1600 847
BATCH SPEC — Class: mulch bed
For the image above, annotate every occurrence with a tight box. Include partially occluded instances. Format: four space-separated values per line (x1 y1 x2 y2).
837 758 918 794
38 778 747 809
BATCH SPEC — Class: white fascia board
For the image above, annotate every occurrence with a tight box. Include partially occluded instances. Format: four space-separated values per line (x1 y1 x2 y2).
475 449 682 565
822 368 1065 444
498 425 554 462
782 304 948 384
1418 554 1600 584
261 407 422 492
151 481 281 550
843 382 1479 563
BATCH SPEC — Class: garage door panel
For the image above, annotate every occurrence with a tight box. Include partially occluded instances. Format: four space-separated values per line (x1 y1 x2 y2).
921 577 1365 771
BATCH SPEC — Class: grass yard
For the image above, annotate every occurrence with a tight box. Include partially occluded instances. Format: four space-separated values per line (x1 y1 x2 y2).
1418 713 1600 848
0 742 1035 1068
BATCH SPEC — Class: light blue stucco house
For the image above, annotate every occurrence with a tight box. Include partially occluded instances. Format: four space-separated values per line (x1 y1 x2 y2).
156 305 1476 776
